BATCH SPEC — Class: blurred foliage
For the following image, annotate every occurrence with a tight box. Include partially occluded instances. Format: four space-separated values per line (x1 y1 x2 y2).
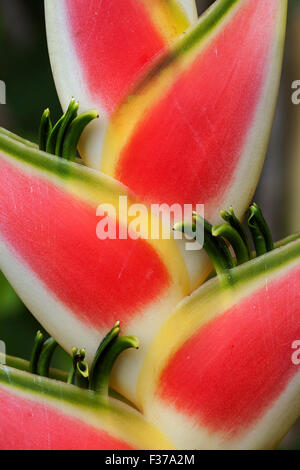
0 0 299 448
0 0 61 138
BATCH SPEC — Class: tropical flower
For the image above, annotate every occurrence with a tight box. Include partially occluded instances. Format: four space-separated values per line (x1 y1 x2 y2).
1 0 299 450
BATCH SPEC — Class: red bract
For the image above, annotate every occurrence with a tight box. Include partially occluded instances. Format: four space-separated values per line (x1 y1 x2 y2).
0 365 173 450
45 0 197 168
0 131 190 403
46 0 288 289
101 0 286 222
138 236 300 449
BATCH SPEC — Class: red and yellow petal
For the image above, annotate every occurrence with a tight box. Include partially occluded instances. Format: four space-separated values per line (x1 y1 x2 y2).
138 237 300 449
0 365 174 450
0 131 189 402
45 0 197 168
100 0 287 287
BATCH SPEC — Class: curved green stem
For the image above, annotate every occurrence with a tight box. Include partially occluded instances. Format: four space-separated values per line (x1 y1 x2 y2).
89 336 139 398
194 213 235 269
75 360 89 389
212 224 249 265
206 222 235 272
221 207 252 259
67 347 79 385
248 206 267 256
55 99 78 156
38 109 52 152
174 214 235 276
89 321 120 382
29 330 44 374
62 110 99 161
36 337 58 378
70 347 89 389
46 113 66 155
250 203 274 252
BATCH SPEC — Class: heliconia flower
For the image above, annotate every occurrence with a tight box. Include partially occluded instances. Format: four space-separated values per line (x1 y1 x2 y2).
0 129 191 404
0 331 174 450
45 0 198 168
95 0 287 284
138 234 300 449
45 0 288 290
